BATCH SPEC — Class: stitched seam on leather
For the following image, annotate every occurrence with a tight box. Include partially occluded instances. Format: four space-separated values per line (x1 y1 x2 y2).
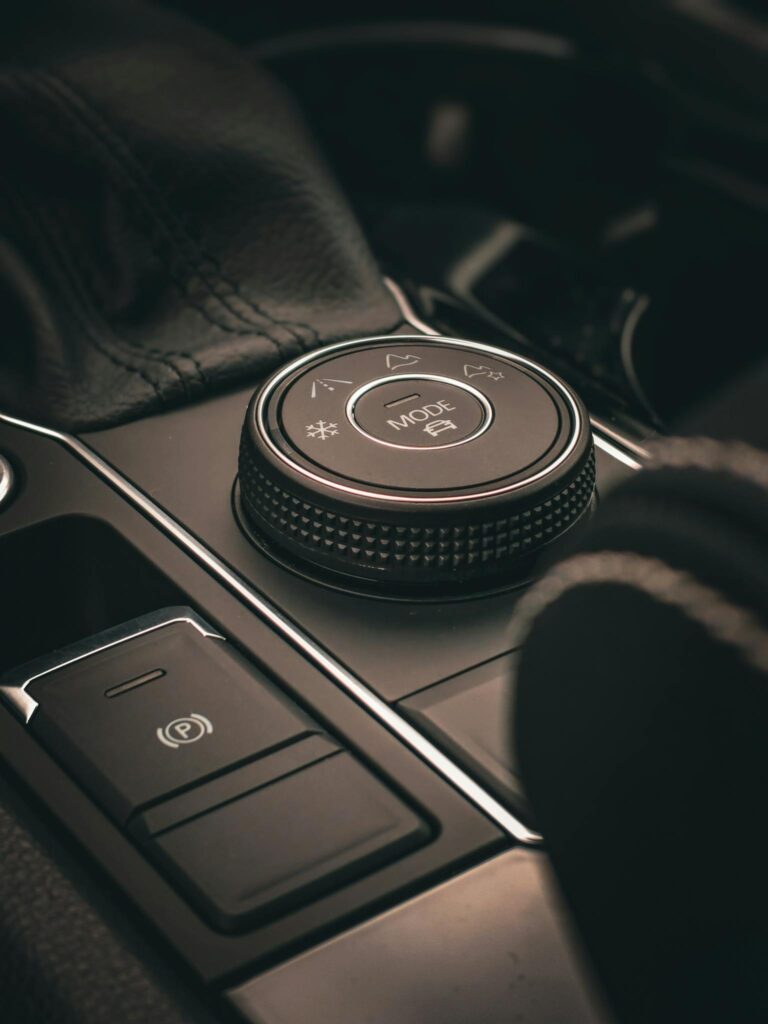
3 174 184 400
511 551 768 674
0 178 168 406
37 73 300 348
14 72 289 358
0 74 213 396
48 205 197 401
648 437 768 496
29 74 297 359
15 199 169 401
0 80 204 382
39 71 319 352
35 182 200 401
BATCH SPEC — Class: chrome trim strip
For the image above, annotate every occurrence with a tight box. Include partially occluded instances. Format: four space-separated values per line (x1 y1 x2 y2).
346 373 494 451
0 608 222 724
383 276 651 469
592 433 644 471
255 334 585 505
589 415 651 462
618 293 655 422
384 277 438 336
0 452 14 508
0 409 542 844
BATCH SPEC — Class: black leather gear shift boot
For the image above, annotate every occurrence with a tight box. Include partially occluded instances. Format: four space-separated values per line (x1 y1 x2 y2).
0 0 402 431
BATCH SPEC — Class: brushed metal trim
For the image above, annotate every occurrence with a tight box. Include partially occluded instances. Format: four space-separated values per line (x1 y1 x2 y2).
589 415 651 463
384 277 438 335
591 433 644 471
0 608 222 724
0 453 14 509
0 409 542 844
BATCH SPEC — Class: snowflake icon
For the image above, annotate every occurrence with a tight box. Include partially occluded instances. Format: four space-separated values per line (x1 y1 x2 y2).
305 420 339 440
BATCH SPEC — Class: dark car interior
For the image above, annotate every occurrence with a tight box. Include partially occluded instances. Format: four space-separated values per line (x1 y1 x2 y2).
1 2 767 1022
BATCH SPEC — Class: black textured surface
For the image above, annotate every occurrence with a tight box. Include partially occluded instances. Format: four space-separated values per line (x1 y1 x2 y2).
516 442 768 1024
0 769 221 1024
0 0 401 431
239 434 595 586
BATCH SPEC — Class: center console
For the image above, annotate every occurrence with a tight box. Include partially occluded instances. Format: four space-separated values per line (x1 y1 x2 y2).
0 299 637 1021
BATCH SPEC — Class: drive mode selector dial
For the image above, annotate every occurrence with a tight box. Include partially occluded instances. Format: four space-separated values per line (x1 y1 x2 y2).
238 336 596 590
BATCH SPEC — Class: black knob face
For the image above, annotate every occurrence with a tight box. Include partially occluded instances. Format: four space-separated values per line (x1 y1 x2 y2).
350 375 490 449
238 336 595 592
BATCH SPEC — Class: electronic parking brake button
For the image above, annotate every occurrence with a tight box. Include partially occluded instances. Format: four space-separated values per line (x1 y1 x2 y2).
19 611 315 824
3 611 433 932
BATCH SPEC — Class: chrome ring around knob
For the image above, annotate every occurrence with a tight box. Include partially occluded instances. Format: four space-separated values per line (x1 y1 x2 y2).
238 335 595 592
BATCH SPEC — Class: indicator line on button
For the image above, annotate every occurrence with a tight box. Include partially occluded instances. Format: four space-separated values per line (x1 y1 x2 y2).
384 393 421 408
105 668 166 699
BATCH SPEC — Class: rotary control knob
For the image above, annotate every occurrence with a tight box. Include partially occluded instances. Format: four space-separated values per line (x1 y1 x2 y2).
238 336 595 591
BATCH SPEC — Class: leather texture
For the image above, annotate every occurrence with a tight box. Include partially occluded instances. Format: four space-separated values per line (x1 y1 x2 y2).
0 0 402 431
0 770 220 1024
